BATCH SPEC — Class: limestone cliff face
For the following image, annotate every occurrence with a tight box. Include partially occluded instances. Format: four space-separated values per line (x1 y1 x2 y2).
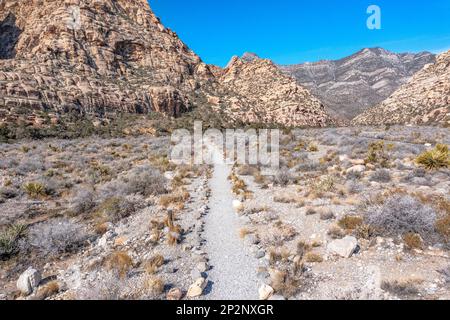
213 54 333 127
0 0 214 124
353 50 450 126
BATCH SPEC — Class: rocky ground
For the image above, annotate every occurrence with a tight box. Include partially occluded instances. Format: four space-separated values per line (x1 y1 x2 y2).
0 125 449 300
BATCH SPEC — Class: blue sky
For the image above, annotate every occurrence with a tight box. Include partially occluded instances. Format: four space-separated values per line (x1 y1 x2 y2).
150 0 450 66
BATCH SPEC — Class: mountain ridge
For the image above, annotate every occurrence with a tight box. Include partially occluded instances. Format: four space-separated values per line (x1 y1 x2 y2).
279 48 436 120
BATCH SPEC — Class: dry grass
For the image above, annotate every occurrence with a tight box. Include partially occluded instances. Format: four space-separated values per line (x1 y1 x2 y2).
105 251 133 278
436 214 450 242
159 189 190 209
304 252 323 263
146 276 165 296
338 215 364 230
144 254 165 274
36 281 60 300
403 233 424 250
239 228 252 239
327 225 346 239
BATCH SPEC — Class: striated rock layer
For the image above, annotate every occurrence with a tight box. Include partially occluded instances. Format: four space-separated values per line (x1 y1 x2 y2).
0 0 214 125
353 50 450 126
280 48 435 120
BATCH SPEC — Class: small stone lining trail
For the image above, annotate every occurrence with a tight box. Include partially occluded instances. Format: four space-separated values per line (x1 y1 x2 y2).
202 147 260 300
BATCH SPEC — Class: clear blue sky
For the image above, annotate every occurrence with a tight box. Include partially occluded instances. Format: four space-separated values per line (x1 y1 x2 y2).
150 0 450 66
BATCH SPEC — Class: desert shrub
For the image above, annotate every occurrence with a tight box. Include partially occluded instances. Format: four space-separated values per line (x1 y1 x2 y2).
36 281 60 300
144 254 165 274
105 251 133 278
96 197 138 223
381 279 419 297
270 267 304 298
319 209 335 220
364 195 437 241
346 170 362 180
416 144 449 170
0 224 27 259
304 252 323 263
310 175 336 195
338 215 364 230
403 233 424 250
0 187 18 199
308 143 319 152
123 165 167 196
77 272 125 300
327 226 345 239
366 141 389 167
369 169 392 183
146 276 165 296
69 188 96 215
23 182 48 199
28 218 90 256
237 165 258 176
436 214 450 243
273 169 293 186
346 181 363 194
16 157 46 175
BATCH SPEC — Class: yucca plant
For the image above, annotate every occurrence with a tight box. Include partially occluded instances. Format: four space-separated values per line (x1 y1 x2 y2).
23 182 47 198
416 144 450 170
0 224 27 258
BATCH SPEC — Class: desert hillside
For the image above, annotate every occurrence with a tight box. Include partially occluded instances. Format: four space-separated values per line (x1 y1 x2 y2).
353 50 450 126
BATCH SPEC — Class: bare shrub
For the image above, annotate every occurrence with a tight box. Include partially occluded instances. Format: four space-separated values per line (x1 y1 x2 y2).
123 165 167 196
96 197 138 223
28 218 90 256
364 195 437 241
69 188 96 215
369 169 392 183
273 169 293 186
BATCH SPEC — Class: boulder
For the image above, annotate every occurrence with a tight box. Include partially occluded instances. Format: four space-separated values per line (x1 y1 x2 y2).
187 278 207 298
327 236 358 258
17 267 42 295
259 284 274 300
166 288 183 300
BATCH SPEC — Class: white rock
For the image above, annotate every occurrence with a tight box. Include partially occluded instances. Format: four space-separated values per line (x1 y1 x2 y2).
327 236 358 258
196 262 209 273
259 284 274 300
187 277 207 298
346 165 366 174
232 200 244 212
17 267 41 295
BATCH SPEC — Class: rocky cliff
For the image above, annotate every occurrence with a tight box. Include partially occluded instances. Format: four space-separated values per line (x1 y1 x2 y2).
213 53 333 127
280 48 435 120
0 0 214 125
353 50 450 126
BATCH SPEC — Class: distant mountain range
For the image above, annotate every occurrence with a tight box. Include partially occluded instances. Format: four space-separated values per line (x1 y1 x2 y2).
280 48 436 120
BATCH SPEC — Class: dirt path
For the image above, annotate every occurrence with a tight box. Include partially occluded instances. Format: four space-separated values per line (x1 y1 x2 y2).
202 147 260 300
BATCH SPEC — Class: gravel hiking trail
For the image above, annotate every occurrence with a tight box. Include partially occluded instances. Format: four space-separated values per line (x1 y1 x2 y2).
202 145 260 300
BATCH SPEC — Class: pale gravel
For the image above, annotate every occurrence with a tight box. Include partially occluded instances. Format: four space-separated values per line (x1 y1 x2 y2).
202 152 260 300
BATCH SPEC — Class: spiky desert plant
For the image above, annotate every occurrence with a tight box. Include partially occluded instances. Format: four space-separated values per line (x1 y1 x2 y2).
416 144 450 170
